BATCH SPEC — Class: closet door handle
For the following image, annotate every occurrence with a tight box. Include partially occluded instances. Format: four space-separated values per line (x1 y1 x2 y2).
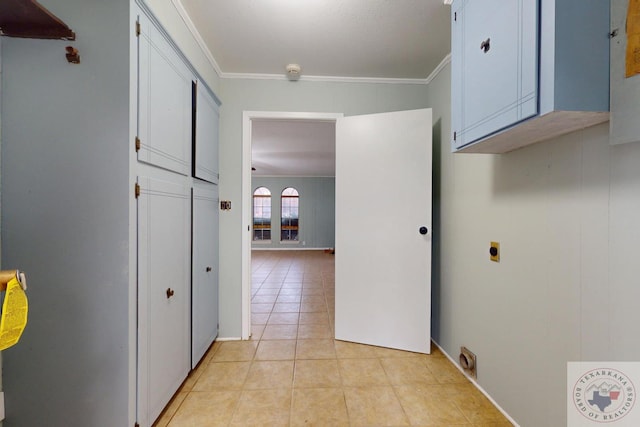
206 266 212 272
480 38 490 53
166 288 175 299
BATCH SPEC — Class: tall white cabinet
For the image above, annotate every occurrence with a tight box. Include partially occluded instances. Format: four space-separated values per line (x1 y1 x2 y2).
0 1 220 426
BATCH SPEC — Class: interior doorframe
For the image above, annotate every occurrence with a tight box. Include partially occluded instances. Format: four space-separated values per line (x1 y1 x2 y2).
241 111 344 339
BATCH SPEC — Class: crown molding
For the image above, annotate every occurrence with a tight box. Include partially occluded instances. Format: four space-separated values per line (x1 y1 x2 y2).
170 0 223 77
170 0 451 86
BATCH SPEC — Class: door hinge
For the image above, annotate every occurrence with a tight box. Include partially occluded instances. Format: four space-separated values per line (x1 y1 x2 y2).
135 136 141 152
453 131 457 141
135 183 141 199
135 21 141 37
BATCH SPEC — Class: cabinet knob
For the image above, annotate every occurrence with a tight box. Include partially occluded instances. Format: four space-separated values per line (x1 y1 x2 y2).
480 38 491 53
166 288 175 299
206 266 212 272
419 226 429 235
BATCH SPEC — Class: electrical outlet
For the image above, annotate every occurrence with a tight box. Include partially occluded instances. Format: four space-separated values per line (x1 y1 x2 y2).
490 241 500 262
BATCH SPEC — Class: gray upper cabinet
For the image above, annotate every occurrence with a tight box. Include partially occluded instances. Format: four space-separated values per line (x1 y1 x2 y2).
452 0 611 153
452 0 538 150
193 80 221 184
137 11 192 174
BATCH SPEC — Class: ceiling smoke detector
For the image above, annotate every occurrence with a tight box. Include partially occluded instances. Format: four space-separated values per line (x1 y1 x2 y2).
286 63 301 81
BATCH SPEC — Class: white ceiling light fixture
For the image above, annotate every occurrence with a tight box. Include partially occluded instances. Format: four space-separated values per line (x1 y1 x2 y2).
286 63 301 81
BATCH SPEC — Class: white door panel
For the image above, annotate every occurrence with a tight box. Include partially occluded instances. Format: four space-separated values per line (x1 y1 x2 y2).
335 109 432 354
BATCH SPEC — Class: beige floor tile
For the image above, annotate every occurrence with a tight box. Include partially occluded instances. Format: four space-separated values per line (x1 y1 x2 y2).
425 356 469 384
153 391 187 427
250 324 265 341
275 294 301 303
278 288 303 296
255 288 280 295
272 303 301 313
335 340 379 358
301 287 325 296
260 282 283 288
230 388 291 427
375 345 424 358
343 386 410 426
339 358 390 386
168 390 241 427
294 359 341 388
297 323 333 339
180 360 208 391
211 341 258 362
296 339 336 359
298 312 330 325
251 313 269 325
251 294 277 303
290 388 349 427
255 340 296 360
395 384 469 425
380 357 438 385
193 361 251 390
300 301 327 312
281 283 303 289
447 383 512 424
244 360 294 389
261 324 298 340
267 312 299 325
251 303 274 313
301 295 326 304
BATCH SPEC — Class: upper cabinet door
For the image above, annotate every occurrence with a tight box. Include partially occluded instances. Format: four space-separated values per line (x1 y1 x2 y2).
452 0 538 149
137 14 192 175
193 81 220 184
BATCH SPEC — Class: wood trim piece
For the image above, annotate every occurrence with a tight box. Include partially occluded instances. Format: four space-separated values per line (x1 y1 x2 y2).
0 0 75 40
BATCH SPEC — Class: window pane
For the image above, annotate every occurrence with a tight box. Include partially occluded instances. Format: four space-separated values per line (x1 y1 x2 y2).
281 188 299 241
253 187 271 241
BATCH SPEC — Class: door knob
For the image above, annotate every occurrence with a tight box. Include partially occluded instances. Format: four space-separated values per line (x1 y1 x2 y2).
166 288 175 298
419 226 429 235
206 266 212 272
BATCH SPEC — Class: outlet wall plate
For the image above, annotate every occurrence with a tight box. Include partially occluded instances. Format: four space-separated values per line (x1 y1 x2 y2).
490 241 500 262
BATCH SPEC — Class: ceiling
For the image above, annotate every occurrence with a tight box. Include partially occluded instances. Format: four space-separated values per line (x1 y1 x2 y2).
179 0 452 176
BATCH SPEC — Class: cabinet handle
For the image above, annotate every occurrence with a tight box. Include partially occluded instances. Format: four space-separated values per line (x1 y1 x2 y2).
480 38 490 53
166 288 175 298
206 266 212 272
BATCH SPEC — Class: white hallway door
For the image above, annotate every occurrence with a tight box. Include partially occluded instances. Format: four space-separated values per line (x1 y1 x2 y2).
335 108 432 354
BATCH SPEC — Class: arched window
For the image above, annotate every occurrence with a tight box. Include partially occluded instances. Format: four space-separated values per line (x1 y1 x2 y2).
281 187 299 241
253 187 271 241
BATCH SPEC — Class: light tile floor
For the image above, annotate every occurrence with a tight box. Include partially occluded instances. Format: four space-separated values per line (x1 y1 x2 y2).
155 250 513 427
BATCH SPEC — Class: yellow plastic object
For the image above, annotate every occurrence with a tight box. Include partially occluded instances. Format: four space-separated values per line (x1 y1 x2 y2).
0 277 29 351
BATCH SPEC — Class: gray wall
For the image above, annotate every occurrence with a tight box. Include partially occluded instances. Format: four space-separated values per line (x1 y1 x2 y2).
251 177 335 250
429 62 640 426
1 0 131 425
218 78 430 338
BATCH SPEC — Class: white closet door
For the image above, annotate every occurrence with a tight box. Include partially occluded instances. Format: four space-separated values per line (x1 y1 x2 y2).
137 14 192 175
137 176 191 426
192 183 219 367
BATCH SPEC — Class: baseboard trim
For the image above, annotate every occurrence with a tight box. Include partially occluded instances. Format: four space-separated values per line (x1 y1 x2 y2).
431 339 520 427
251 247 334 251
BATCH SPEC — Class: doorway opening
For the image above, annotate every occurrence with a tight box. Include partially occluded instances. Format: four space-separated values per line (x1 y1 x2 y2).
241 111 343 339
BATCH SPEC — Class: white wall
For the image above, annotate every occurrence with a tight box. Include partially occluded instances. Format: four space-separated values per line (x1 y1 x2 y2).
429 62 640 426
218 78 430 337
